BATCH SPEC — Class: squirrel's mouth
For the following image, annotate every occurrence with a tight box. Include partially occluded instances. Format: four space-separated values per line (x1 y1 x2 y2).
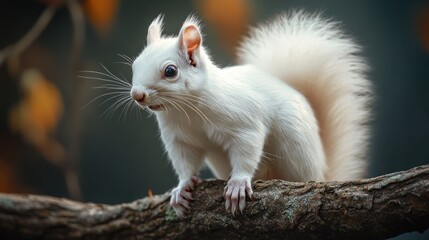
148 104 165 111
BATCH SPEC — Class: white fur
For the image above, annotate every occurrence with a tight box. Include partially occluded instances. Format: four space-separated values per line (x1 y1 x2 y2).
147 14 163 45
131 12 371 216
237 11 372 180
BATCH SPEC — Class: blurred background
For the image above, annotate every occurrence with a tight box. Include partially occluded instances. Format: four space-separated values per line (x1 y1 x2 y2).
0 0 428 238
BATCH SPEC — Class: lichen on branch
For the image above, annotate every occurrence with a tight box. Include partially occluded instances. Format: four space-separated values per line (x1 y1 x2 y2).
0 164 428 239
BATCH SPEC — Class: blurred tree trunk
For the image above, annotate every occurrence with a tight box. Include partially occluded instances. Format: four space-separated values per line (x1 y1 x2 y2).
0 164 428 239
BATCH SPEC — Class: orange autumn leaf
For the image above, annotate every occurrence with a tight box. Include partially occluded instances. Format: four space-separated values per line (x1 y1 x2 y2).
83 0 119 37
9 69 63 145
0 159 17 192
0 144 31 193
0 137 29 193
195 0 251 55
9 69 66 167
416 5 429 52
22 69 63 134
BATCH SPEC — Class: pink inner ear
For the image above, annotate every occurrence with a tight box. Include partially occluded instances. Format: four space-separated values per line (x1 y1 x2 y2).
184 26 201 55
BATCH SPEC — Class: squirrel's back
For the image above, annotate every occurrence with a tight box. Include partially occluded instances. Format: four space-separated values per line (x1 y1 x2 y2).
238 11 372 181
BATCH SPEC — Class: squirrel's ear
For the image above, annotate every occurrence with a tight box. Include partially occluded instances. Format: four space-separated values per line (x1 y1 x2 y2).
178 17 202 67
147 14 163 45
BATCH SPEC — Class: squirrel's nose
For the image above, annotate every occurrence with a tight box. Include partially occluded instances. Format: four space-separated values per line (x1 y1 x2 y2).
130 87 147 103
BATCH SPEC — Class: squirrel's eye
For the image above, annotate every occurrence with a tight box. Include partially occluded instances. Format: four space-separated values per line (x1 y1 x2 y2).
164 64 178 79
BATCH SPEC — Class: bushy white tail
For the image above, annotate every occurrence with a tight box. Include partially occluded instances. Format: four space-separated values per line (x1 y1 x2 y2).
238 11 372 181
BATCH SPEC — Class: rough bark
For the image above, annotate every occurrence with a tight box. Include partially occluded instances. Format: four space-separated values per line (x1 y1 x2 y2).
0 165 428 240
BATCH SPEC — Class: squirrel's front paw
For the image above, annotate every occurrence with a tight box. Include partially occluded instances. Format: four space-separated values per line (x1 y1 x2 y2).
170 176 200 218
223 177 253 215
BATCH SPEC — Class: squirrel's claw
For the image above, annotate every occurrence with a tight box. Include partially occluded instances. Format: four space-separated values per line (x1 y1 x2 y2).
224 177 252 215
170 176 200 219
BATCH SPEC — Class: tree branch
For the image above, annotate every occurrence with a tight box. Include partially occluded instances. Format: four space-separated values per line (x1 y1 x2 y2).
0 165 428 239
0 5 58 71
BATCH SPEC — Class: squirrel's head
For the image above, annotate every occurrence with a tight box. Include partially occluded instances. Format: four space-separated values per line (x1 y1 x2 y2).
131 15 210 111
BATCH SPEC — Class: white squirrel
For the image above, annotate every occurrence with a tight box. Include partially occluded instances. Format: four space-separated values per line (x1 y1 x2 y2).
130 11 371 218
